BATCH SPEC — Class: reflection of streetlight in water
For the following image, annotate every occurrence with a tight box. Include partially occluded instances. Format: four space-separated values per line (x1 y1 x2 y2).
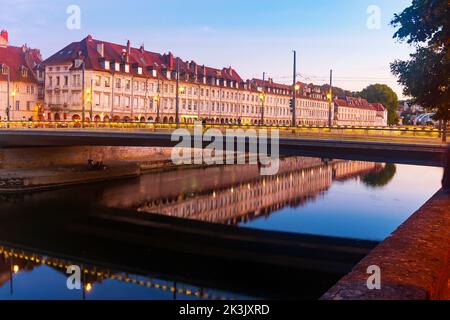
85 283 92 293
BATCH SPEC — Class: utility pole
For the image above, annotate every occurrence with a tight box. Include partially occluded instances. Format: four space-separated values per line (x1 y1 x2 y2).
261 72 265 125
292 50 297 127
175 57 180 127
328 69 333 128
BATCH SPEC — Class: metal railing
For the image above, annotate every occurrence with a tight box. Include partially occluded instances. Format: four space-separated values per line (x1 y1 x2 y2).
0 120 447 140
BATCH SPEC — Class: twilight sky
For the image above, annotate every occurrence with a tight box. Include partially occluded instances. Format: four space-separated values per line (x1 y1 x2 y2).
1 0 413 98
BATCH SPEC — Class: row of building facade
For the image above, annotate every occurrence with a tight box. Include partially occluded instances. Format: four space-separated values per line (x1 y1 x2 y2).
0 31 388 126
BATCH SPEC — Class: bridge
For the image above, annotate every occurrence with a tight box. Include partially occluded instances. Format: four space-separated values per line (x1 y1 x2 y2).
0 129 448 168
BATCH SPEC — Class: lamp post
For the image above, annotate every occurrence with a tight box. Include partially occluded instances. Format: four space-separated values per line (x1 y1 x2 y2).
292 50 297 127
153 95 160 122
261 72 265 126
2 64 10 122
294 83 300 124
80 59 86 128
11 90 16 120
328 69 333 129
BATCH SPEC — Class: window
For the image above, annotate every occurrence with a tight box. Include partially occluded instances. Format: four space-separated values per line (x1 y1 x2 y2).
64 76 69 86
116 78 121 89
95 76 101 86
104 94 110 107
56 76 60 86
105 77 111 87
125 80 130 90
26 101 31 111
95 93 100 106
21 68 28 77
15 100 20 111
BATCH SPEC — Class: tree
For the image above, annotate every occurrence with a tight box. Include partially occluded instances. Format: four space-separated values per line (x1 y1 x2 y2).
391 47 449 123
390 0 449 141
391 0 449 53
357 84 399 125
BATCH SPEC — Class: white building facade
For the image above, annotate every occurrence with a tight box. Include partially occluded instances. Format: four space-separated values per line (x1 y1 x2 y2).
43 35 386 127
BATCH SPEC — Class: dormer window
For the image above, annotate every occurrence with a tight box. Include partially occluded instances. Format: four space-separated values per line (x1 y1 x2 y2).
104 60 110 70
115 62 120 71
137 67 142 75
152 70 157 77
124 64 130 73
21 68 28 77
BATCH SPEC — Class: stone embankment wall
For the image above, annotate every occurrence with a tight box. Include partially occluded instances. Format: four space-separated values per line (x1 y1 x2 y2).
0 146 172 169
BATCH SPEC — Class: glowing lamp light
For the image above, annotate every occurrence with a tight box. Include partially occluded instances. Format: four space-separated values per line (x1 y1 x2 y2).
11 91 16 97
13 265 19 273
294 84 300 91
85 283 92 292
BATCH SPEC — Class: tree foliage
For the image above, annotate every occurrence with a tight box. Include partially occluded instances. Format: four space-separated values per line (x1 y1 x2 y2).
357 84 399 125
391 47 449 120
391 0 449 53
390 0 449 138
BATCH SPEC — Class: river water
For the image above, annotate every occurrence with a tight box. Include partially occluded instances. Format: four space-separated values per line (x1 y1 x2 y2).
0 157 443 300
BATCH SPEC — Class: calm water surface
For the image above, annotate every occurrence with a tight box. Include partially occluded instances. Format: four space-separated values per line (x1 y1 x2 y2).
0 157 443 300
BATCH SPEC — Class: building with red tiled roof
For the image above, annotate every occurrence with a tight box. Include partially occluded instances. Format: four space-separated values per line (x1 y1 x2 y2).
333 96 387 126
40 34 386 127
42 35 299 124
0 30 45 120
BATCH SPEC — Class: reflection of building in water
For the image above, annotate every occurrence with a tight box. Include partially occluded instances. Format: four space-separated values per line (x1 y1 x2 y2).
333 160 384 181
0 246 230 300
136 159 384 224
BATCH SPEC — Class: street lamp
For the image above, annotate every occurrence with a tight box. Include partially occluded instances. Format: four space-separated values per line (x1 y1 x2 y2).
77 58 86 127
153 95 160 122
11 90 16 120
2 64 11 122
328 69 333 129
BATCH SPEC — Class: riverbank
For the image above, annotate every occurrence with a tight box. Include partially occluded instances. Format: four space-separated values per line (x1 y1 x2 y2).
321 189 450 300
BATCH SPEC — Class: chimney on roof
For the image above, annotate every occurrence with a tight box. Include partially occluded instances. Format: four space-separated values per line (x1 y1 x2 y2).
167 52 174 69
86 34 93 41
97 43 104 58
0 30 8 47
190 61 198 75
203 65 206 76
126 40 131 55
140 44 145 53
